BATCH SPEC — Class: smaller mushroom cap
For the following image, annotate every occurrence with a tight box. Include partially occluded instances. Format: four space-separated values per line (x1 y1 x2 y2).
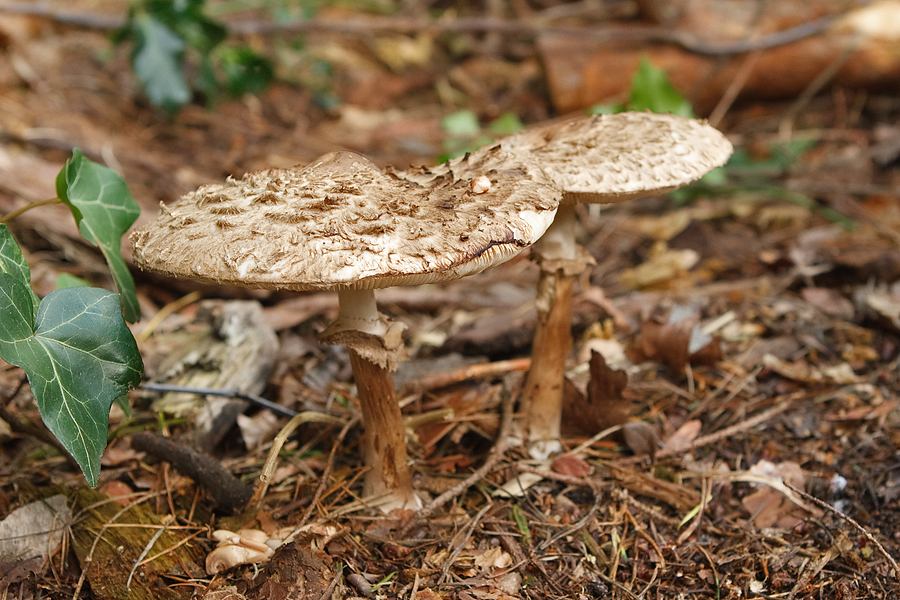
131 149 560 290
500 112 733 203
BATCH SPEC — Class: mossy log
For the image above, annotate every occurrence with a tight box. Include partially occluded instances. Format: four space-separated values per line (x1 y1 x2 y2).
70 488 207 600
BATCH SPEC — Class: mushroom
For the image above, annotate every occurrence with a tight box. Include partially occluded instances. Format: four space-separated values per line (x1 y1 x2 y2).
131 149 560 511
206 544 272 575
499 112 733 457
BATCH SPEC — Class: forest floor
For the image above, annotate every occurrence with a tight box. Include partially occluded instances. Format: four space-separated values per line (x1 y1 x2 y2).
1 1 899 599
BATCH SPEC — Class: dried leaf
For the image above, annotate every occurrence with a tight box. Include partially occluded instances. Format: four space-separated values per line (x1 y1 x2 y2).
632 305 722 369
662 420 702 455
551 454 592 478
561 350 629 435
622 421 660 458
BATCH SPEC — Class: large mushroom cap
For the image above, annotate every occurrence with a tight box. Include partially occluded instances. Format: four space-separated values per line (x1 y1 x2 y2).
131 150 560 290
500 112 733 203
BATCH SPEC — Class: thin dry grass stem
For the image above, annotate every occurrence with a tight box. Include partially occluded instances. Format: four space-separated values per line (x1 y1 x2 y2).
408 358 530 392
623 509 666 571
438 502 493 585
399 386 514 536
611 489 682 528
694 543 721 595
253 411 348 509
708 50 763 127
297 416 359 527
779 35 860 140
687 365 761 421
783 481 900 579
677 477 711 545
126 513 174 589
135 290 202 342
568 424 624 457
538 496 602 552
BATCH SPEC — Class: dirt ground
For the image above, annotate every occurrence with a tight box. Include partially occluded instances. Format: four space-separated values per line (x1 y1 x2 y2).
1 1 900 599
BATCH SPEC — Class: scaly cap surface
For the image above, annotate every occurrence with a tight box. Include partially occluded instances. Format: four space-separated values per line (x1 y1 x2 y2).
501 112 733 203
131 150 560 290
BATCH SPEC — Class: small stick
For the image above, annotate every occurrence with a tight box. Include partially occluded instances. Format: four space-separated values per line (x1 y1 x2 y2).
131 432 253 514
140 382 299 418
783 481 900 578
407 358 530 392
0 2 838 57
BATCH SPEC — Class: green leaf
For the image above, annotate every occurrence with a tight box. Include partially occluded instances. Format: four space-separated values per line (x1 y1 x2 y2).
488 111 524 136
0 224 39 321
510 504 532 545
220 47 274 97
146 0 227 54
627 57 695 117
0 282 143 486
55 272 91 289
56 149 142 323
441 110 481 136
131 13 192 113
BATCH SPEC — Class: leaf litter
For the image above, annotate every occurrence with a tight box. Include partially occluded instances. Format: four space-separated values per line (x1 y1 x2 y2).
0 1 899 598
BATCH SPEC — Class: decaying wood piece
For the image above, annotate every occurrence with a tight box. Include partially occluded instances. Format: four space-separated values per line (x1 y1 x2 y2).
538 0 900 114
70 489 205 600
141 300 279 452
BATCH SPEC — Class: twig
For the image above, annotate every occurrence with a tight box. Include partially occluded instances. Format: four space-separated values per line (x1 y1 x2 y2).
438 502 493 586
130 432 253 514
779 32 861 140
0 1 839 56
0 375 79 469
516 464 602 490
783 481 900 578
650 395 800 461
406 358 530 392
140 382 299 418
399 386 514 537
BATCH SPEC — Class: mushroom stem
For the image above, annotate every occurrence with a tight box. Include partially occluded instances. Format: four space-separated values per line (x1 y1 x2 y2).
520 204 580 458
346 347 417 510
333 288 417 510
336 288 388 336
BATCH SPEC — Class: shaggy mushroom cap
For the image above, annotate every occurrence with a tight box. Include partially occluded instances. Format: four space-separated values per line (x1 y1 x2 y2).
500 112 733 203
130 150 560 289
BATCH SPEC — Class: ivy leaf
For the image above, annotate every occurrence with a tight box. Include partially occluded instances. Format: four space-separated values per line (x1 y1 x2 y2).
131 13 192 113
146 0 227 54
220 47 274 97
56 149 141 323
0 279 143 486
0 224 39 321
627 57 695 117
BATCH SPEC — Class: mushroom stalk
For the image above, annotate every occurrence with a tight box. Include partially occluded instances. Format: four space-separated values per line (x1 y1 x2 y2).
336 288 387 336
520 203 580 458
336 288 417 510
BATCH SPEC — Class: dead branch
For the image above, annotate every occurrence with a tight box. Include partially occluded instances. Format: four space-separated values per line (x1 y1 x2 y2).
0 1 838 56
